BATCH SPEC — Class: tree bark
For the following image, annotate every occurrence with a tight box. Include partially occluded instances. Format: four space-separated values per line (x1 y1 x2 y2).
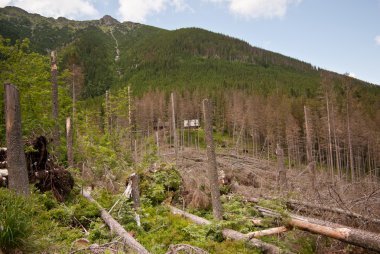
66 117 73 167
246 226 288 238
167 205 282 254
304 106 315 189
325 93 334 180
168 205 211 225
286 199 380 225
222 229 282 254
171 92 178 162
130 173 141 210
276 144 287 189
105 90 111 134
4 83 29 196
346 91 354 181
202 99 223 220
82 190 150 254
257 206 380 252
51 51 60 158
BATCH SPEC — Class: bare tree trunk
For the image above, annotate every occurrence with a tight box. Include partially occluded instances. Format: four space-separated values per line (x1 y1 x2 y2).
346 93 354 181
257 206 380 252
276 144 287 189
51 51 60 158
66 117 73 167
155 130 159 155
72 64 76 123
304 106 315 189
326 93 334 180
130 173 141 210
4 83 29 196
202 99 223 220
130 173 141 227
222 229 282 254
331 102 341 178
246 226 288 238
171 92 178 162
105 90 111 134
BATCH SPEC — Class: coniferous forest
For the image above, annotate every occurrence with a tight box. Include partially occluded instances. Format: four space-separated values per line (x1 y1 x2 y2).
0 6 379 254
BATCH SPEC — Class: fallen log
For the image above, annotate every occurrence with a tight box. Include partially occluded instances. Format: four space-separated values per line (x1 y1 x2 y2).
247 197 380 226
82 190 150 254
286 199 380 225
168 205 211 225
167 205 284 254
246 226 288 238
221 229 284 254
256 206 380 252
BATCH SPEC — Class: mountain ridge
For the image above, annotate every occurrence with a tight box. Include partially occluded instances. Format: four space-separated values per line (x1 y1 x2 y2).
0 6 378 99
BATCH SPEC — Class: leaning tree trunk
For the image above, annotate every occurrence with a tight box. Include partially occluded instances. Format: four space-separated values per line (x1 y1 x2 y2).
51 51 60 158
4 83 29 196
202 99 223 220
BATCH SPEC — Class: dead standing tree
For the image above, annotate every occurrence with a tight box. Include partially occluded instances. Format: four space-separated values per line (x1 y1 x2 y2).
171 92 178 163
304 106 316 189
275 143 287 189
4 83 29 196
51 50 60 158
202 99 223 220
66 117 73 167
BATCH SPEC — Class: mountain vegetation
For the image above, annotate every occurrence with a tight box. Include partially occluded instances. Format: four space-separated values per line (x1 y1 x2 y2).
0 6 379 254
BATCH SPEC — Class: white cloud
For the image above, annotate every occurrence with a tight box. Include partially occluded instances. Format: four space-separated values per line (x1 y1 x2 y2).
375 35 380 45
348 72 356 78
1 0 99 19
0 0 11 7
118 0 188 22
208 0 302 19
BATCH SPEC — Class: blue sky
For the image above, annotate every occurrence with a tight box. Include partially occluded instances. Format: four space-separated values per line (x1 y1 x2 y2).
1 0 380 85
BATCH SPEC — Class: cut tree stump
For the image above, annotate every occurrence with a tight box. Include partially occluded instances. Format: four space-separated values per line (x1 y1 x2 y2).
256 206 380 252
167 205 284 254
82 190 150 254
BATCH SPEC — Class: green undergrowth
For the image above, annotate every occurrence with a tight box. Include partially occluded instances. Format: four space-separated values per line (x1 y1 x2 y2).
0 186 115 253
109 201 260 254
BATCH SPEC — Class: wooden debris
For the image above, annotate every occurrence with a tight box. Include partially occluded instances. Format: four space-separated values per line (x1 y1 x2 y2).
167 205 284 254
256 206 380 252
246 226 288 238
222 229 282 254
82 190 150 254
165 244 209 254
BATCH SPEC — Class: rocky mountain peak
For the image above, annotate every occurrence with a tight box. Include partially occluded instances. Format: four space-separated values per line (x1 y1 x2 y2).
100 15 120 26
